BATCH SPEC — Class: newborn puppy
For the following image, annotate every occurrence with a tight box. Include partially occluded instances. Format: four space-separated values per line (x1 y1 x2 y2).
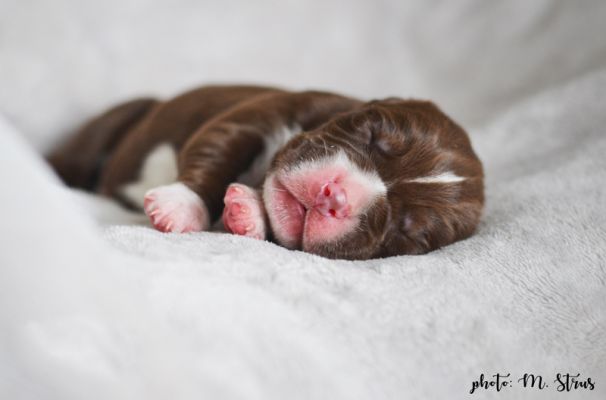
49 85 484 259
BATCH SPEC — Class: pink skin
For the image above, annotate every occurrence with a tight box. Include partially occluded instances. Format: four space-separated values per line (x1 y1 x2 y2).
144 183 208 233
143 160 379 250
266 163 378 250
314 182 350 218
222 183 266 240
263 176 306 248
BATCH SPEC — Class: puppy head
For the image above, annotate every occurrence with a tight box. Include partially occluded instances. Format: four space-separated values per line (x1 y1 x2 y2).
263 98 484 260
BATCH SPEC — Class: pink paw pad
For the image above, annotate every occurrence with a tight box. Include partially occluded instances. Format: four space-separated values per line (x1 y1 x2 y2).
222 183 266 240
144 183 209 233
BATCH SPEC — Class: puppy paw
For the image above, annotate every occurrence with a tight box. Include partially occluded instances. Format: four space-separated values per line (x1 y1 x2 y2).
144 183 209 233
222 183 266 240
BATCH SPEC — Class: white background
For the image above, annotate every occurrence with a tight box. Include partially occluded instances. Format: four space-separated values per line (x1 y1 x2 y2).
2 0 606 151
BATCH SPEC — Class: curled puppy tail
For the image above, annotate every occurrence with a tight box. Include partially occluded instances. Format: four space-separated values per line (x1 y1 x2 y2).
47 98 158 191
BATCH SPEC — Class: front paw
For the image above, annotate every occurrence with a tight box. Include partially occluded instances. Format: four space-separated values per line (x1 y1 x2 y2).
222 183 267 240
144 183 209 233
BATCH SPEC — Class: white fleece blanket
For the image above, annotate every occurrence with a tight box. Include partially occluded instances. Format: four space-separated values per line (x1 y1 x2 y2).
1 1 606 399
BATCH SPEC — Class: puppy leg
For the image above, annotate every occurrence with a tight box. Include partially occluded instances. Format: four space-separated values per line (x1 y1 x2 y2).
222 183 267 240
163 92 293 233
144 90 360 234
48 98 158 191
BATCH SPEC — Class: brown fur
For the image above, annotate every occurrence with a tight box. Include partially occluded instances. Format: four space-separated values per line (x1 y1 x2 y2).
270 99 484 258
47 98 158 190
48 85 484 259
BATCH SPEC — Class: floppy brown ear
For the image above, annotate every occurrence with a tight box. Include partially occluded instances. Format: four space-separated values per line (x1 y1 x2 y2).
380 198 484 257
360 98 484 256
47 98 157 190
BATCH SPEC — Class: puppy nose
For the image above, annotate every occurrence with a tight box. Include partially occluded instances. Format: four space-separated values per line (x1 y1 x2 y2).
314 182 350 218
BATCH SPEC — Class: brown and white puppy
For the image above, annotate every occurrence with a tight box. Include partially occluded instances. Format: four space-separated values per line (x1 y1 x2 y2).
48 85 484 260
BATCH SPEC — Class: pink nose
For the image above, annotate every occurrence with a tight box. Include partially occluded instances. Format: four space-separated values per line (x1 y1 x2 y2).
314 182 350 218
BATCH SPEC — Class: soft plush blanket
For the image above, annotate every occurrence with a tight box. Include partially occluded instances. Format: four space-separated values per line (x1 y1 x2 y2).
2 68 605 400
1 1 606 399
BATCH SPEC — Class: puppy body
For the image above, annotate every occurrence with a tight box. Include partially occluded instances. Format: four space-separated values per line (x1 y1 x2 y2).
49 85 484 259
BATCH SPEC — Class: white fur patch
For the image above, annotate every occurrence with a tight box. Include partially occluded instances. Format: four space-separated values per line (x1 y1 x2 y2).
288 150 387 196
237 124 302 187
120 143 178 209
407 171 466 184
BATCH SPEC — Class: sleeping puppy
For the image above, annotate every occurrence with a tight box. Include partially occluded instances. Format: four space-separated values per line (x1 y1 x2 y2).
48 85 484 260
